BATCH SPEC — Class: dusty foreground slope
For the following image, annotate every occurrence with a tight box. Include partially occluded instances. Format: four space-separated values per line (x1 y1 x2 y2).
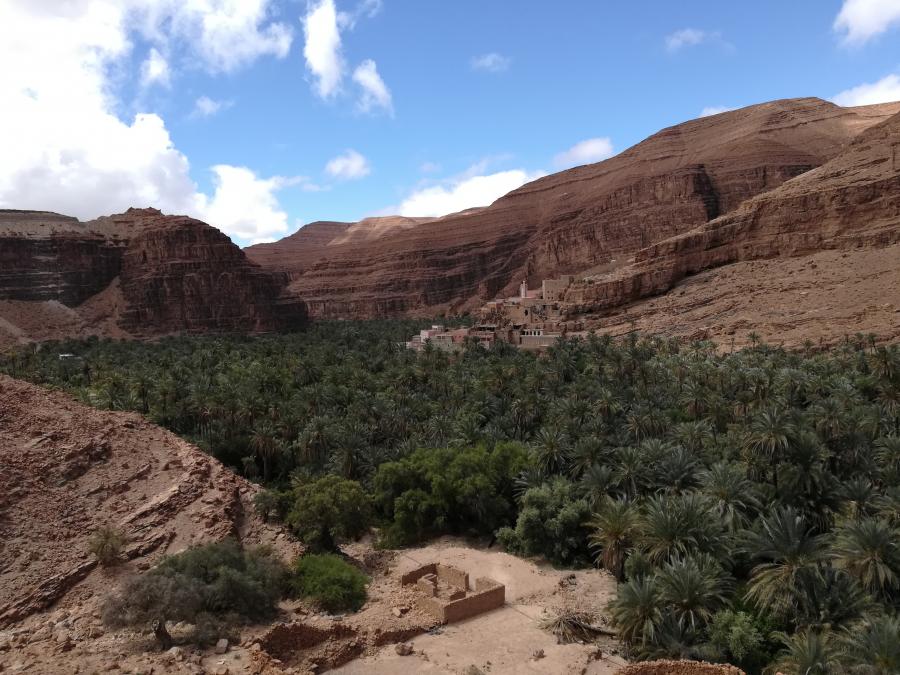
251 98 900 319
0 374 301 672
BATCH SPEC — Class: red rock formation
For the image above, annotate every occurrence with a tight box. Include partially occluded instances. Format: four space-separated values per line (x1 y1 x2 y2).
0 208 306 341
565 107 900 314
253 98 899 319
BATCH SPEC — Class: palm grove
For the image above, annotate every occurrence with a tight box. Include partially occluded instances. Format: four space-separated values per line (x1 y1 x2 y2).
3 321 900 674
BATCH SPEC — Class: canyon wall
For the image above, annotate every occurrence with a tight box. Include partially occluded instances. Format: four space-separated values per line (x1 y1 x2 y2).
0 208 306 343
564 108 900 314
252 98 900 319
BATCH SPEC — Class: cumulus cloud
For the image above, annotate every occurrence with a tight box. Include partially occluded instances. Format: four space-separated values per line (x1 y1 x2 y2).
325 149 371 180
138 0 293 74
191 95 234 118
832 73 900 106
199 166 299 244
699 105 736 117
303 0 344 98
353 59 393 114
834 0 900 45
140 47 170 87
0 0 296 246
553 138 615 168
471 53 511 73
398 167 544 218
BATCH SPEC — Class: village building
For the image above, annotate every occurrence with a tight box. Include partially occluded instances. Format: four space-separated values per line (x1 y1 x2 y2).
405 276 580 351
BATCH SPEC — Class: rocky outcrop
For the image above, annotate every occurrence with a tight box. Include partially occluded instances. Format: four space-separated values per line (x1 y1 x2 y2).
0 208 307 341
0 211 127 306
254 98 900 318
0 374 302 630
565 108 900 314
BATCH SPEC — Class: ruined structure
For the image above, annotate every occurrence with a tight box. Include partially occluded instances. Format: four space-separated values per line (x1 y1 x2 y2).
400 563 505 624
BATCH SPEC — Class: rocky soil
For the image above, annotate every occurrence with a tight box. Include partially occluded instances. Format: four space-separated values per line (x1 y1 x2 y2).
578 243 900 349
0 374 301 674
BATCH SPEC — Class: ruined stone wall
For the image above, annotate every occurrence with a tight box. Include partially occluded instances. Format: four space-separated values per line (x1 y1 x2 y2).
400 563 437 585
436 565 469 590
442 578 505 623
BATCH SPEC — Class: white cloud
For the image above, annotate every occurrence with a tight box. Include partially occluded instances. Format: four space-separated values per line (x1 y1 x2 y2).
137 0 293 74
0 0 296 246
325 149 371 180
338 0 383 29
834 0 900 45
140 47 170 87
553 137 615 168
353 59 393 114
191 95 234 118
303 0 345 98
471 53 511 73
832 73 900 105
699 105 736 117
665 28 709 51
398 168 544 218
199 165 297 244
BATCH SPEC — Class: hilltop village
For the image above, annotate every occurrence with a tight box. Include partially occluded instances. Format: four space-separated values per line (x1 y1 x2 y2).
405 276 583 351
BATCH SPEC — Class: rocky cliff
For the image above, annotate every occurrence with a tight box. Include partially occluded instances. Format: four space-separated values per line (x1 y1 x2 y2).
253 98 900 319
565 107 900 315
0 208 306 344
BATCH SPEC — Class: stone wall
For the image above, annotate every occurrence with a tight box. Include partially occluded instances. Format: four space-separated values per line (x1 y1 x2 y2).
441 578 505 623
401 564 505 624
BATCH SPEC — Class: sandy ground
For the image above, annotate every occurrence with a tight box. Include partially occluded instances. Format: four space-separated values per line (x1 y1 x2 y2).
332 538 624 675
583 244 900 350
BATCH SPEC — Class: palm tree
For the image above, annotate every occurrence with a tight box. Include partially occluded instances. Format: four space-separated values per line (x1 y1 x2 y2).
770 629 841 675
588 497 639 581
532 427 570 475
639 493 724 565
840 614 900 675
608 575 663 647
579 463 618 510
699 461 760 530
656 554 730 631
249 421 280 482
743 407 794 488
832 517 900 600
744 507 826 618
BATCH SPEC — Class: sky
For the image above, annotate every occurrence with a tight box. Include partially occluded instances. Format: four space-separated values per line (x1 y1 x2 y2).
1 1 899 246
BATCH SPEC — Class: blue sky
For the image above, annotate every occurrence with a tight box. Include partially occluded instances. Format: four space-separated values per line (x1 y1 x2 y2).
2 1 899 245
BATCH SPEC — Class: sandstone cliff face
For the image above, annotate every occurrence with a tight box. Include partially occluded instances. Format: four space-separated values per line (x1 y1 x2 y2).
0 211 126 306
565 108 900 313
0 208 306 342
256 98 900 319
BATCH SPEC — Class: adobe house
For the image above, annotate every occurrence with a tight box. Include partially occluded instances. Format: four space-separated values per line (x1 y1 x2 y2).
400 563 505 624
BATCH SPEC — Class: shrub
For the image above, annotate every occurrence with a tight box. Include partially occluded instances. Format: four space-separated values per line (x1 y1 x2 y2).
497 478 591 566
373 442 527 545
102 539 286 649
286 475 370 551
89 526 127 566
289 553 368 613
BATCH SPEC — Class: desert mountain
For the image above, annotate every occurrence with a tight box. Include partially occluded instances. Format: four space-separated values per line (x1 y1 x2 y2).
251 97 899 320
0 208 307 347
